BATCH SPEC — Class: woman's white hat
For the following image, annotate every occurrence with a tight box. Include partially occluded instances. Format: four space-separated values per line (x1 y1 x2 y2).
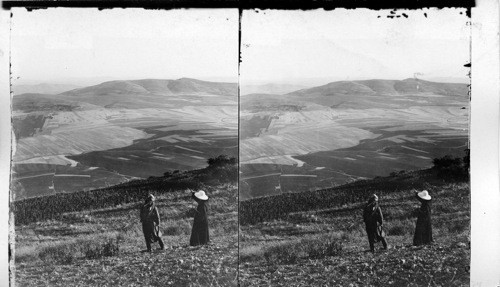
417 190 431 200
193 190 209 201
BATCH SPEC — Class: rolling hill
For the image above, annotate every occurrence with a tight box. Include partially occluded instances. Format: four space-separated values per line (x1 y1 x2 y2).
288 78 468 98
239 78 469 200
11 78 238 200
62 78 237 97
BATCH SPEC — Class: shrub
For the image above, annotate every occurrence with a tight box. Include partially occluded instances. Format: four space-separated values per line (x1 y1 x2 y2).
264 243 300 264
38 244 75 265
163 220 192 235
387 220 413 236
447 220 468 234
239 245 265 262
302 236 343 259
432 153 469 180
207 155 237 167
81 237 120 260
262 234 343 264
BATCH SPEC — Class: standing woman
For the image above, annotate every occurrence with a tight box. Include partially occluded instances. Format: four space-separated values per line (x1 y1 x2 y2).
140 194 165 252
190 190 210 246
413 190 433 246
363 194 388 252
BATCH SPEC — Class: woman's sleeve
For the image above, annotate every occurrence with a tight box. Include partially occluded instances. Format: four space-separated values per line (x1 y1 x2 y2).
154 207 160 225
377 207 384 224
139 206 143 222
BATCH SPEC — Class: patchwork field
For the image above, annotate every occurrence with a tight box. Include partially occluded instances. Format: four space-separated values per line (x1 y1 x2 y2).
11 78 237 199
240 79 469 200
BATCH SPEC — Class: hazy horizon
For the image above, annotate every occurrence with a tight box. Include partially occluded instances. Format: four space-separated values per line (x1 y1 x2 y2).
14 75 469 88
10 8 239 86
240 9 470 84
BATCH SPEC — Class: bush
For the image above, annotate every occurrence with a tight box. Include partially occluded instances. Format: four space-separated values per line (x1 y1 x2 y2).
164 220 191 235
81 237 120 260
432 153 469 180
264 243 300 264
387 220 414 236
302 236 343 259
447 220 468 234
207 155 237 167
262 234 343 264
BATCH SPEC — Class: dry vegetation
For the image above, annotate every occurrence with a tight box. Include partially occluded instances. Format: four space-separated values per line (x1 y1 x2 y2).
14 184 238 286
239 172 470 286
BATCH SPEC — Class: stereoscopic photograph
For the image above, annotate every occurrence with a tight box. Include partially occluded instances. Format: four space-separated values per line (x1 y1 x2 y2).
5 4 496 287
10 8 239 286
238 9 471 286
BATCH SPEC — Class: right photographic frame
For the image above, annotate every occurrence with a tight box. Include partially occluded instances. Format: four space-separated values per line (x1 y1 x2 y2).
238 9 471 286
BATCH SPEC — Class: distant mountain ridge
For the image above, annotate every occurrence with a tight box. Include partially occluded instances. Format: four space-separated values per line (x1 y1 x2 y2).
13 78 239 111
288 78 469 97
62 78 237 97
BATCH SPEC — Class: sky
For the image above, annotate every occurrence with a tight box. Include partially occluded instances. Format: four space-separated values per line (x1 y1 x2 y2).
10 8 239 85
240 9 471 84
10 8 470 86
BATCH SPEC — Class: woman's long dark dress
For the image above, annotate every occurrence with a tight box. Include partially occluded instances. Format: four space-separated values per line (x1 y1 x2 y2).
413 195 433 246
190 198 209 246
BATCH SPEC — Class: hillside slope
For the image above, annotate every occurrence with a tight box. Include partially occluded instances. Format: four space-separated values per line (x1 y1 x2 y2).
62 78 237 97
239 79 469 199
15 184 238 286
239 170 470 286
288 78 468 98
11 78 238 199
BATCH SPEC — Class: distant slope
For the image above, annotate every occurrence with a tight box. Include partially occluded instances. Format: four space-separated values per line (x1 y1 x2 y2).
12 83 82 95
12 93 89 112
288 78 468 98
11 78 238 199
241 83 308 96
13 78 238 110
62 78 237 97
239 79 469 199
242 78 469 111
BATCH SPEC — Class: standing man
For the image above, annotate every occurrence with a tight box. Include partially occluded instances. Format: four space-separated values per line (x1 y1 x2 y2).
363 194 388 252
140 194 165 252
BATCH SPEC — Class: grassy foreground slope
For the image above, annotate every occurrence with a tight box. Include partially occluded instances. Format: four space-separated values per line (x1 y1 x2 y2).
239 168 470 286
15 184 237 287
14 157 238 287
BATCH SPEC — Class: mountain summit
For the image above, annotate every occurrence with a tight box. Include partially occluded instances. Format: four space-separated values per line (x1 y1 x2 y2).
288 78 469 97
62 78 237 97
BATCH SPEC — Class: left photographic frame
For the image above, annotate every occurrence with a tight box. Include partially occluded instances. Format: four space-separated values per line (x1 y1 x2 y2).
9 8 239 286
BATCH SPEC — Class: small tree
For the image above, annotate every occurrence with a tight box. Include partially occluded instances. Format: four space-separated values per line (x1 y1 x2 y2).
204 155 238 183
432 153 469 180
207 155 237 167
